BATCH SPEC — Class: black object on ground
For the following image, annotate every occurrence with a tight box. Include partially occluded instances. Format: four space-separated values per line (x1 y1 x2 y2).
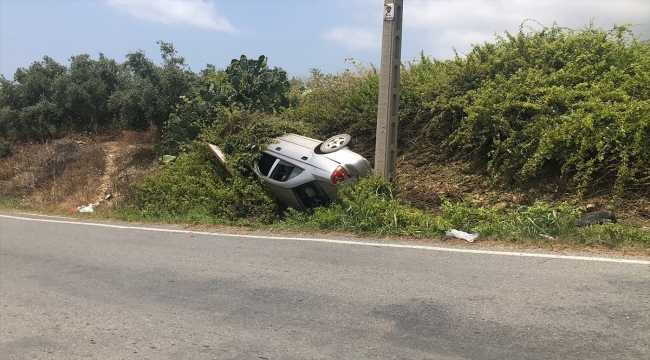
576 211 617 227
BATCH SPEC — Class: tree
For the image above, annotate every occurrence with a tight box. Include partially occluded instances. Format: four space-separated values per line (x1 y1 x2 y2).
109 41 198 134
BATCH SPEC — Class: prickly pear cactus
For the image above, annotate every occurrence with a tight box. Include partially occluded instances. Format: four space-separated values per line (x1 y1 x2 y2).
220 55 291 111
154 114 201 162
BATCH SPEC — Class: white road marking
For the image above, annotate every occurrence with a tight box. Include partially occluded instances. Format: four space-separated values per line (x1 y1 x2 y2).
2 214 649 265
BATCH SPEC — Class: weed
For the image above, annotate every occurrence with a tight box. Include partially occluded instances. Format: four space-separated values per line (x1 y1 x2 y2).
508 202 579 238
278 175 451 237
572 223 650 249
440 200 504 236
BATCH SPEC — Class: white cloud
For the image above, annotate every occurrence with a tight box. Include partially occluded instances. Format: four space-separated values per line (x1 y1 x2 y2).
322 27 380 51
405 0 649 36
106 0 237 33
327 0 650 59
409 0 650 58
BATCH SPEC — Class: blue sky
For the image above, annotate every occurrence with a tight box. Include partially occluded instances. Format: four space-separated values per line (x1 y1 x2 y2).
1 0 649 78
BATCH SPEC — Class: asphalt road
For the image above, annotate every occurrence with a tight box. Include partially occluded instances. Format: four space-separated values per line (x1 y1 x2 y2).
1 212 649 359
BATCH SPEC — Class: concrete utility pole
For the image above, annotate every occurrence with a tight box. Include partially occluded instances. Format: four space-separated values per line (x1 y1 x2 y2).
374 0 403 180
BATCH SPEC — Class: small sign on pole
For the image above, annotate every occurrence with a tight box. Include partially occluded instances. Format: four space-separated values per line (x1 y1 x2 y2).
384 3 395 21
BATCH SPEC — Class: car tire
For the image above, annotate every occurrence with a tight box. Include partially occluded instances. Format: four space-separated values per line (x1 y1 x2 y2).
319 134 355 153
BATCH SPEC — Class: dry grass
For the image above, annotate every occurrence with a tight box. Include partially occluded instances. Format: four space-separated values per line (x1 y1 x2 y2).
0 129 159 212
0 138 106 211
100 145 158 211
0 155 18 182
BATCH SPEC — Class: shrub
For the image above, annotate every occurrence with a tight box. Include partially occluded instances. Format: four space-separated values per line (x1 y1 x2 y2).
424 23 650 193
282 175 451 236
124 106 312 224
285 64 379 156
125 143 280 224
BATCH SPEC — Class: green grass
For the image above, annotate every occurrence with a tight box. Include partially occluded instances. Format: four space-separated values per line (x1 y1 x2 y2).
267 176 649 254
273 176 451 237
0 196 37 212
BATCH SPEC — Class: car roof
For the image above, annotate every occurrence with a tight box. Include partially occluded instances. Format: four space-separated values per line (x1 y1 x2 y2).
267 135 315 162
265 134 335 171
276 134 321 148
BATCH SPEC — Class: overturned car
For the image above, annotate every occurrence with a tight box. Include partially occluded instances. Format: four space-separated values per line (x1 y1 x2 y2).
254 134 372 211
204 133 372 211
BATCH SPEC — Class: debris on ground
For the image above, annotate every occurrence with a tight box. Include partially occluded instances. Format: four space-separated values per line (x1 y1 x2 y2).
445 229 478 243
539 234 555 240
202 139 232 175
576 211 617 227
71 204 94 213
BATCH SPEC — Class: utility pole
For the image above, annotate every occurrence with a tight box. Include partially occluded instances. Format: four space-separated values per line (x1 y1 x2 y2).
374 0 403 180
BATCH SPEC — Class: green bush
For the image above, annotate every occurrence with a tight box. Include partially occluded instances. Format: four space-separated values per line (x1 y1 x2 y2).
199 109 311 175
281 175 451 236
0 42 198 143
287 23 650 196
285 65 379 155
123 107 310 224
124 143 279 224
424 23 650 193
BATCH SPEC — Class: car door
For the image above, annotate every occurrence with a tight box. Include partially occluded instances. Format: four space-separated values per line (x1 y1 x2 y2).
255 153 306 210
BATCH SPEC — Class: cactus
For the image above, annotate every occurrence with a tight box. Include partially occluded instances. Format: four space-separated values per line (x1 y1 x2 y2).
154 114 201 163
156 55 292 162
192 101 204 114
220 55 291 112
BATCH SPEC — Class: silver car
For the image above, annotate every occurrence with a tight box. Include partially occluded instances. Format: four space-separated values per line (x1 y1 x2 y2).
254 134 372 211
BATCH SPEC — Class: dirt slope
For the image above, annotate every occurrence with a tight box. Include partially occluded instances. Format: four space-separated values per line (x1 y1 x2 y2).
0 130 158 212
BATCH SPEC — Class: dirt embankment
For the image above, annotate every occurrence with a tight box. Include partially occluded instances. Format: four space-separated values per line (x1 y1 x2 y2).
0 130 158 212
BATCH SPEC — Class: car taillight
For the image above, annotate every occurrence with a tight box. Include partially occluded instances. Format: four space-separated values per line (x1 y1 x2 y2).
330 166 349 184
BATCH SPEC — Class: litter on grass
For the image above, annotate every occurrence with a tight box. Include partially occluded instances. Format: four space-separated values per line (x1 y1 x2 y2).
71 204 94 213
202 139 232 175
445 229 478 243
576 211 617 227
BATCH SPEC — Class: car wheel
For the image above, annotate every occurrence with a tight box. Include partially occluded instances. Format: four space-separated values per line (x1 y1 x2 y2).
320 134 355 153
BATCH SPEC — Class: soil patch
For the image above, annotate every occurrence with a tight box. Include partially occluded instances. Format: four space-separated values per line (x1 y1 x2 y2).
0 130 158 212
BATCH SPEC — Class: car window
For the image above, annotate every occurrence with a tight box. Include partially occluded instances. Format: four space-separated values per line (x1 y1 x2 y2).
286 167 304 181
270 160 303 182
258 153 277 177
